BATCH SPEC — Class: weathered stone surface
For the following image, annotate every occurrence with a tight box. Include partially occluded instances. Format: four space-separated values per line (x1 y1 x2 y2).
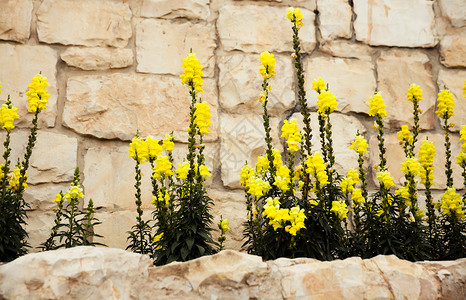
0 0 33 43
320 40 375 60
220 113 281 188
0 44 57 128
369 133 463 190
24 210 55 252
304 56 376 114
63 74 218 142
437 69 466 132
60 47 133 70
317 0 352 41
24 183 70 211
93 211 141 249
439 0 466 28
377 50 436 129
136 19 216 77
218 53 295 116
140 0 210 20
354 0 437 47
37 0 132 47
217 5 316 53
440 34 466 68
1 247 465 299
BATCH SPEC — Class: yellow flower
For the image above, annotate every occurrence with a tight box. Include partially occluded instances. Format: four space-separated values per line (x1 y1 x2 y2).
440 187 465 219
8 166 28 191
396 125 413 144
25 74 50 113
152 232 164 250
246 176 271 198
401 157 420 176
376 170 394 189
367 92 387 118
255 156 269 173
316 90 338 114
407 84 423 102
198 164 211 180
419 139 435 168
162 133 174 152
435 89 455 119
194 102 211 135
351 188 365 205
274 165 291 192
53 193 63 204
0 104 19 131
286 206 306 236
128 136 148 164
180 52 204 93
152 156 173 179
176 161 191 180
146 136 162 160
259 51 276 79
218 219 230 233
281 118 302 153
340 169 359 194
272 149 283 167
395 186 410 206
457 151 466 167
64 184 83 200
331 201 348 220
305 152 328 186
350 133 369 154
312 77 326 93
286 7 304 29
460 125 466 152
258 91 267 104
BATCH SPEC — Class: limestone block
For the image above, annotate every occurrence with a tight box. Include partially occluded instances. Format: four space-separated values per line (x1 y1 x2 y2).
354 0 437 47
24 183 70 211
93 211 143 249
218 53 295 116
0 44 57 128
376 50 436 129
37 0 132 47
291 112 367 174
217 5 316 53
437 69 466 132
140 0 210 20
440 34 466 68
0 0 33 43
304 56 376 114
60 47 133 70
220 113 281 188
24 210 55 252
320 40 375 60
369 133 463 190
63 74 218 142
317 0 352 41
439 0 466 28
136 19 216 77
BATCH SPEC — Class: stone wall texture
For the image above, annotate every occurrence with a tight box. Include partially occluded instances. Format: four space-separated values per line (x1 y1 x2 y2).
0 0 465 252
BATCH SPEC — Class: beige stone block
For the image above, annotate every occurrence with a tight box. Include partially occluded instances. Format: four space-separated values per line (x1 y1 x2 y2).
437 69 466 132
140 0 210 19
24 183 70 211
63 74 218 142
440 34 466 68
317 0 352 41
304 56 376 114
0 0 33 43
25 210 55 252
369 133 463 190
354 0 437 47
218 53 295 116
0 44 57 128
439 0 466 28
136 19 216 77
220 113 281 188
60 47 133 70
320 40 375 60
217 5 316 53
377 50 436 129
92 211 141 250
37 0 132 47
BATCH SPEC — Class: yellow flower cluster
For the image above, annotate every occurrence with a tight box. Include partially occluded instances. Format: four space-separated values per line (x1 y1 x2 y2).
255 156 269 173
243 174 271 199
376 170 395 189
128 136 149 164
240 164 254 186
457 125 466 167
312 77 326 93
151 190 170 206
331 201 348 221
419 140 435 186
64 184 83 201
259 51 276 79
439 187 465 219
401 157 420 176
286 7 304 29
407 84 423 102
0 104 19 131
316 90 338 114
350 134 369 154
146 136 163 160
396 125 413 144
8 166 28 191
351 188 365 205
286 206 306 236
263 197 306 235
395 185 411 206
162 134 174 152
152 156 173 179
194 102 211 135
26 74 50 113
180 52 204 93
305 152 328 187
340 169 359 194
176 161 190 180
198 164 211 181
281 118 301 153
435 89 455 119
367 92 387 118
274 165 291 192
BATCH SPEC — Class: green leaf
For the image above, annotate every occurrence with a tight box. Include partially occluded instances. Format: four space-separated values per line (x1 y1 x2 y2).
186 237 194 250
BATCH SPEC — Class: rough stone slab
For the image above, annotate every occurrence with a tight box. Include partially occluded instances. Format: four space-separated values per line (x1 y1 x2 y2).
376 49 436 130
140 0 210 20
439 0 466 28
24 183 70 211
93 211 143 249
24 211 55 253
136 19 216 77
60 47 133 70
0 0 33 43
218 53 295 116
317 0 352 41
304 56 376 114
0 44 57 128
354 0 437 47
217 5 316 53
37 0 132 47
220 113 281 188
437 69 466 132
440 33 466 68
63 74 218 142
320 40 375 60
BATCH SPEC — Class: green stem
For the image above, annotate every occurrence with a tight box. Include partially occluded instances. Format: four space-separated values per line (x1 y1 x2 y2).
443 116 453 188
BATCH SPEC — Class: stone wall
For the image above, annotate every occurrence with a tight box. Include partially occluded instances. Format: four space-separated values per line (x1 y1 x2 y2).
0 0 465 251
